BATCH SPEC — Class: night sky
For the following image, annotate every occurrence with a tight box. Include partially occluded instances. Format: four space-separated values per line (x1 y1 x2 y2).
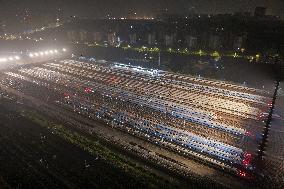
0 0 284 18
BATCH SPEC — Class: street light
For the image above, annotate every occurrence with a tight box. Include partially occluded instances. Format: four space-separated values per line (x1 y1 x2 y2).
27 48 65 59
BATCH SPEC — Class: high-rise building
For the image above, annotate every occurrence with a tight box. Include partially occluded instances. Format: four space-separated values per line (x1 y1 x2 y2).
108 32 119 46
185 36 198 49
254 7 267 17
67 30 77 42
209 35 221 50
79 30 88 42
147 33 156 45
93 32 103 43
165 34 175 47
129 33 137 44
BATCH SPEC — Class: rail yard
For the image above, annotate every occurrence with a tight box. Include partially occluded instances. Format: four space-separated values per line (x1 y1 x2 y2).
0 58 275 182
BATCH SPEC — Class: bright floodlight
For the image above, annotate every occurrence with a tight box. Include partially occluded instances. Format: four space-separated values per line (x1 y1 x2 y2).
54 49 58 53
29 53 34 57
49 50 54 54
14 56 20 60
35 53 39 56
62 48 67 52
8 57 14 61
44 51 49 55
0 58 7 62
40 52 44 55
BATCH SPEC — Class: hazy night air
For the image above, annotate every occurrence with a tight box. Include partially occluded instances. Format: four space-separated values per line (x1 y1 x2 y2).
0 0 284 18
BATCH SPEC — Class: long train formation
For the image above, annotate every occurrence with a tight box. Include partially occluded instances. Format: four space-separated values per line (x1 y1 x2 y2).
0 59 273 177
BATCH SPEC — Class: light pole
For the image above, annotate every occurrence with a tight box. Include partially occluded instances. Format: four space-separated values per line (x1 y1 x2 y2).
158 51 161 67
